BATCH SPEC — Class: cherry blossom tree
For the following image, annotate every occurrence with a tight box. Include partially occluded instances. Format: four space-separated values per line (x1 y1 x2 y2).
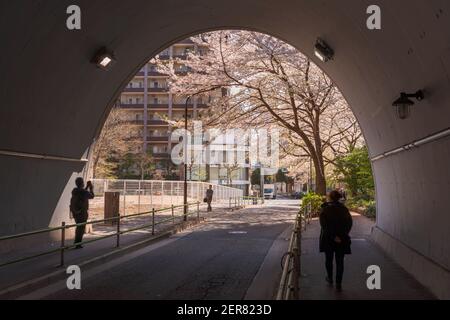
89 103 142 179
158 31 363 195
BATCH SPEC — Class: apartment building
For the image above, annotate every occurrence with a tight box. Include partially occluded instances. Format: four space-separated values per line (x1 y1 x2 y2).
119 38 250 194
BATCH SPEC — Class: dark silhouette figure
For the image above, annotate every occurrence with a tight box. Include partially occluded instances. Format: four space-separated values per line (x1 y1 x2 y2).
319 190 353 291
205 185 214 212
70 177 94 249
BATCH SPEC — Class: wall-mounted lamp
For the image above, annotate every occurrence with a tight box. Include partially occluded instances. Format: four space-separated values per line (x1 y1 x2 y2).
92 47 116 70
314 38 334 62
392 90 424 120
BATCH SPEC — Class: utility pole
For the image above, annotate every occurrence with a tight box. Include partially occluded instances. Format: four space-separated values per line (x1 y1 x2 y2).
183 96 191 222
183 87 223 220
260 166 265 204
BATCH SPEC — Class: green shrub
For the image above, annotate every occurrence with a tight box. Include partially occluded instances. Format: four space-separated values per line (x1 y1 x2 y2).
364 202 376 219
346 196 376 219
300 192 324 216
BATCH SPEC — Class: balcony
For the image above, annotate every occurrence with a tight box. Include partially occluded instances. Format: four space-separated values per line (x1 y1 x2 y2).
148 87 169 93
148 71 167 77
152 153 170 159
172 103 193 109
172 103 208 109
147 135 170 142
148 103 169 109
123 87 145 93
120 103 144 109
135 70 167 77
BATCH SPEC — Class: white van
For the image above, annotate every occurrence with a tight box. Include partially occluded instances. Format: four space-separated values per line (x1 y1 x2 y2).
263 184 276 199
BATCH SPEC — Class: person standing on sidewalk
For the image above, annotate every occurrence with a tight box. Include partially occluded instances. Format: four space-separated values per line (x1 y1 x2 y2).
70 177 95 249
319 190 353 292
205 185 214 212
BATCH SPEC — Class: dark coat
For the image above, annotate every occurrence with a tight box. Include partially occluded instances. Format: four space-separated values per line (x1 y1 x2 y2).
70 187 94 219
206 189 214 202
319 201 353 254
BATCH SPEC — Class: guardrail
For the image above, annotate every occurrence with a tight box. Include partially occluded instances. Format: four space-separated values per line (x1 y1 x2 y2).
0 196 257 269
276 205 311 300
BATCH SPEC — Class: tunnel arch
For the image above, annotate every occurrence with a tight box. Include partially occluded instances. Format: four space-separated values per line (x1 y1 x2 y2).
92 25 364 142
0 0 449 298
92 26 371 194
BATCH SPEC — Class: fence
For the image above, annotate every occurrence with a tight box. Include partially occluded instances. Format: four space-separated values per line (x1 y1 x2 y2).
276 205 312 300
91 179 244 216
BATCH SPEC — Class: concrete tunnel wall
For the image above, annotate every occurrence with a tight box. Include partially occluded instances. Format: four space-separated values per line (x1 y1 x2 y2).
0 0 449 298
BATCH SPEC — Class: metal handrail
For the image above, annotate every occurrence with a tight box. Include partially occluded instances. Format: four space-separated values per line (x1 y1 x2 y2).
0 196 256 269
276 206 311 300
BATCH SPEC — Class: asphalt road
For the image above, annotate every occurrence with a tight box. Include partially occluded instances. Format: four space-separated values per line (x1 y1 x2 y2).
32 201 299 300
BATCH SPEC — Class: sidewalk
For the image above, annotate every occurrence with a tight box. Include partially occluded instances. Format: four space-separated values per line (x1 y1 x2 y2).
0 202 236 292
299 214 435 300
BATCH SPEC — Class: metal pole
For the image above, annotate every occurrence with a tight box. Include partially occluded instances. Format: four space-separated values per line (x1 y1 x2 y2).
150 181 153 209
59 222 66 267
197 202 200 222
172 204 175 225
183 96 190 222
123 181 126 216
161 181 164 207
197 183 200 203
260 167 265 204
116 215 120 248
297 214 302 277
138 180 141 214
171 181 174 206
152 208 155 235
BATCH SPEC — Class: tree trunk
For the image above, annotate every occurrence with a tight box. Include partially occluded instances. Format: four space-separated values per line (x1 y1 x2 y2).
307 146 327 196
315 171 327 196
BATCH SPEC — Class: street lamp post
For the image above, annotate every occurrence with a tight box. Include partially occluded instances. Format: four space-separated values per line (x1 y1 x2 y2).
260 167 265 204
182 86 221 221
183 95 191 221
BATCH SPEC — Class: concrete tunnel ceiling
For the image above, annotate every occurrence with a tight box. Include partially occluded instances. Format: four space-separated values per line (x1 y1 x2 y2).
0 0 449 298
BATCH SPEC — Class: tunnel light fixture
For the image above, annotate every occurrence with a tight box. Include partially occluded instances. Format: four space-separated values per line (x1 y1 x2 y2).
392 90 424 120
314 38 334 62
92 47 116 70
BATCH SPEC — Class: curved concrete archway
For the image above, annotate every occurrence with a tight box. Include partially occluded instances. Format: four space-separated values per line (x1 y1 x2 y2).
0 0 449 298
